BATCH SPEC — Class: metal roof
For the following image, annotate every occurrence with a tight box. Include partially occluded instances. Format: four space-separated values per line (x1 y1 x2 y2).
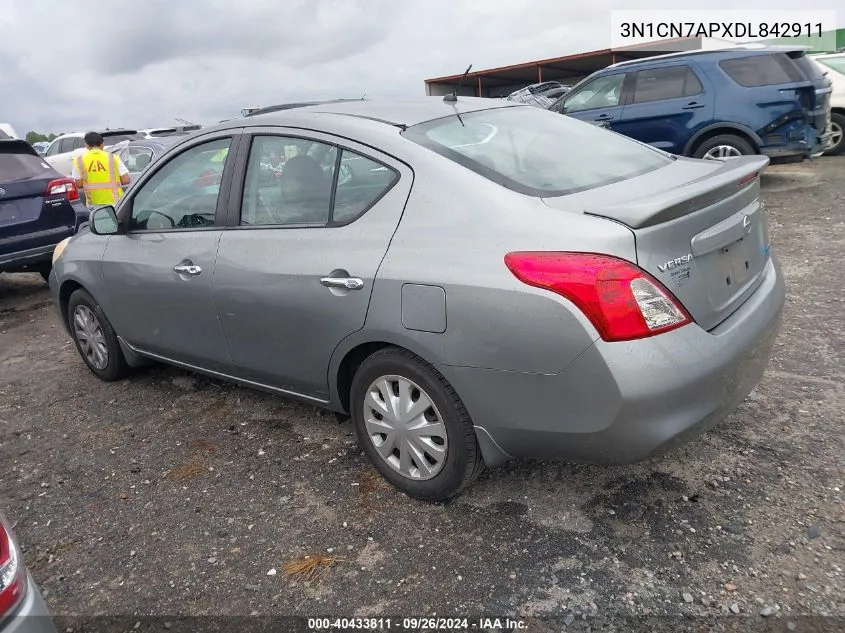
424 37 720 89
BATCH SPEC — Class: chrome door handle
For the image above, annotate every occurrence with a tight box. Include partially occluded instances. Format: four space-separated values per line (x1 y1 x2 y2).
320 276 363 290
173 264 202 275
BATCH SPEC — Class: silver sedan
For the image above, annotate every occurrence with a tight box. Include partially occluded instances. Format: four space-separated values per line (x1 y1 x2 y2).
49 97 785 501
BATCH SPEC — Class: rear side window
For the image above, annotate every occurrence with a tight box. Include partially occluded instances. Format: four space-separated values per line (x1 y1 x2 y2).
790 54 825 80
0 152 53 181
58 138 76 153
631 65 703 103
719 53 804 87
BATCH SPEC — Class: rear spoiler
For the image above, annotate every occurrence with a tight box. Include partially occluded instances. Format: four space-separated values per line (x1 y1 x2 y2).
0 139 40 157
586 155 769 229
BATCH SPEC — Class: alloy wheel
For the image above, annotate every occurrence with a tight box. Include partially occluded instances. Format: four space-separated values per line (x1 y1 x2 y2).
830 121 843 151
362 375 448 480
703 144 743 160
73 305 109 370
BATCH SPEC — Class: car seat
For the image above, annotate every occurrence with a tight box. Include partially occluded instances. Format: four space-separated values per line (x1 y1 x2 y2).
277 155 332 223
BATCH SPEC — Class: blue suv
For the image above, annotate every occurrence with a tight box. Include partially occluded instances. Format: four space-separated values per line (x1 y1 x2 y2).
549 46 832 161
1 140 88 281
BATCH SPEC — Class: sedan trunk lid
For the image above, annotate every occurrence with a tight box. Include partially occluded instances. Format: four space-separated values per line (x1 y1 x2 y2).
542 155 772 331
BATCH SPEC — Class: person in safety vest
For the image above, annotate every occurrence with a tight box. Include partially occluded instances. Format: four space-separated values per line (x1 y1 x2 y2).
71 132 131 207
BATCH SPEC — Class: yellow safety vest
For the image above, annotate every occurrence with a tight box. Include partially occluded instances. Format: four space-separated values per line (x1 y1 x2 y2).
75 149 124 206
210 148 228 163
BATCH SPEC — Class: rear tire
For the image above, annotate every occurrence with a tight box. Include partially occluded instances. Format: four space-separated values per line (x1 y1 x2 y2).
67 288 129 382
693 134 755 160
350 347 483 502
823 112 845 156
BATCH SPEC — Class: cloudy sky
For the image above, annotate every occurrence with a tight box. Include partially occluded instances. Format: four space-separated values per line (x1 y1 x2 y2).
1 0 841 135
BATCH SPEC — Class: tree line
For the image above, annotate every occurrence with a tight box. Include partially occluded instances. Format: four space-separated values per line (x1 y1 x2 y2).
25 131 62 144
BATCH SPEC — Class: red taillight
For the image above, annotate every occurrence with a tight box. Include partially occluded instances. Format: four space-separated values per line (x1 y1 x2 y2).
47 177 80 202
0 519 26 617
737 172 758 188
504 252 693 342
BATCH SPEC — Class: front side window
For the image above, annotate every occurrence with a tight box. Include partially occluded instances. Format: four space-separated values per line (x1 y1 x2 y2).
129 138 230 231
45 140 61 157
403 106 673 197
560 73 626 113
632 65 703 103
240 136 398 227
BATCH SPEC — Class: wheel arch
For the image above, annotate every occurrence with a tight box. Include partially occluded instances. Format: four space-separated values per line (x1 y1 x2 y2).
59 276 147 368
58 277 87 333
329 334 511 469
329 331 447 413
683 123 762 157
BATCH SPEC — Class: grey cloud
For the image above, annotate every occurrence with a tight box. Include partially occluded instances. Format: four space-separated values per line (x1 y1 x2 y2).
97 0 402 74
1 0 840 135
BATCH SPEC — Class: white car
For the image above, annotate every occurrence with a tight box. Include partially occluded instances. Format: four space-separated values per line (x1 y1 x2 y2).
812 51 845 156
43 130 142 176
0 123 19 139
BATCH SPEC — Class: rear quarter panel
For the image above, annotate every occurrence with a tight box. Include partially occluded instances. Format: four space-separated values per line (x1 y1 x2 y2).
706 60 813 138
348 143 638 375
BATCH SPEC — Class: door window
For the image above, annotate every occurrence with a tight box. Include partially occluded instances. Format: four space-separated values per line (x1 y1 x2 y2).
129 138 231 231
631 66 703 103
240 136 399 227
560 74 625 113
241 136 336 226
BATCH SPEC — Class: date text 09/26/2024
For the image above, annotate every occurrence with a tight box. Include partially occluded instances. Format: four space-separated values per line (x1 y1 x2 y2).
307 617 526 630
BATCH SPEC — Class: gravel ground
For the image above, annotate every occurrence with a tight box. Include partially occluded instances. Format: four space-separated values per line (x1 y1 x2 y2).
1 157 843 631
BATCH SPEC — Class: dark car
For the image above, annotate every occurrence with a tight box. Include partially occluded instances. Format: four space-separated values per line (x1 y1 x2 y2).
0 140 88 281
549 45 832 161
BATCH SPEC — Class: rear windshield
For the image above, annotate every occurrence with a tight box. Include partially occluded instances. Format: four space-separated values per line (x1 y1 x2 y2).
402 106 673 197
719 53 805 87
0 152 53 181
102 133 141 145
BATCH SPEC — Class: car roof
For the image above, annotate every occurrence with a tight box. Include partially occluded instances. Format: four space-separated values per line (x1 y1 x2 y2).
608 44 812 69
245 99 364 116
225 97 517 131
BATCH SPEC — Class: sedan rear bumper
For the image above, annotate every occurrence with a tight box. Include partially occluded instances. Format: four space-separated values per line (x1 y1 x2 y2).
446 255 785 466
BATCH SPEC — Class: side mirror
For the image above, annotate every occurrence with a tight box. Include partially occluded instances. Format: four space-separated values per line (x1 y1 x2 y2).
89 205 121 235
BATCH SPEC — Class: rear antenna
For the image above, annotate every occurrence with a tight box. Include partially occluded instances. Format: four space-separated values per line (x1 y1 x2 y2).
360 93 367 100
443 64 472 102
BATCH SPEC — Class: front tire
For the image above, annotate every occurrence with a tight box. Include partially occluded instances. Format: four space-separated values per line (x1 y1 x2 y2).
350 348 483 501
693 134 755 160
67 288 129 382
